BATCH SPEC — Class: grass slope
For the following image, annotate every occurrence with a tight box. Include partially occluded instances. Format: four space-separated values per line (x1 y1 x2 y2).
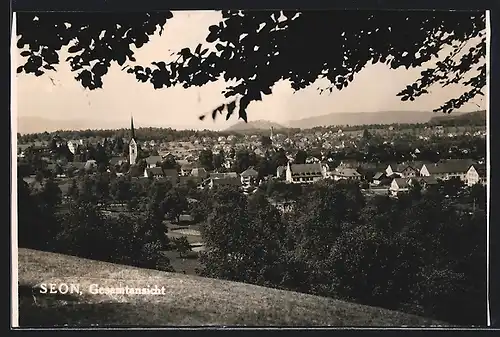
17 248 446 327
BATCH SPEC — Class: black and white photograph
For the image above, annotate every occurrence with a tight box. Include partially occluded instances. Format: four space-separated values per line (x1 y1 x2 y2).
12 8 490 328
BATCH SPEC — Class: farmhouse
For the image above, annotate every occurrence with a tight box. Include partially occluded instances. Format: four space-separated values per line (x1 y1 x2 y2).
332 168 362 181
241 166 259 186
389 178 410 196
466 164 487 186
285 163 325 184
145 156 163 168
420 159 476 182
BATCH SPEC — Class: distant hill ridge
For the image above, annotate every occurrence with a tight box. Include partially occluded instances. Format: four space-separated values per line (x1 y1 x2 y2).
286 110 483 129
17 110 486 134
428 110 486 124
225 119 287 132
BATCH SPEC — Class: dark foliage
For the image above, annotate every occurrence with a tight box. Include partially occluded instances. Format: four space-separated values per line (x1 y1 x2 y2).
17 10 485 122
197 179 486 326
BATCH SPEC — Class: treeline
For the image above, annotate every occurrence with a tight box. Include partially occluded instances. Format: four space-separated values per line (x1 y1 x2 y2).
17 116 485 143
199 180 486 326
17 127 245 143
17 172 205 272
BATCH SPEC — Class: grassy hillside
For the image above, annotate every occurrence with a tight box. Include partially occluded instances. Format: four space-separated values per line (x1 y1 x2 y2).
17 248 447 327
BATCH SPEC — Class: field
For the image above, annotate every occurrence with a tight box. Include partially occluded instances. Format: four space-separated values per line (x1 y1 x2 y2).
17 248 448 327
164 222 203 275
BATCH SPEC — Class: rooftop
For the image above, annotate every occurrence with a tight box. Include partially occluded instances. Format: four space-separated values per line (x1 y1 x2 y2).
289 163 323 175
425 159 476 174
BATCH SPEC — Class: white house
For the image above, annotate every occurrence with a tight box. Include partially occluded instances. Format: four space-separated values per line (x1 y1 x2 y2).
389 178 410 196
386 162 425 178
285 162 326 184
144 167 165 179
466 164 487 186
420 159 476 182
240 166 259 189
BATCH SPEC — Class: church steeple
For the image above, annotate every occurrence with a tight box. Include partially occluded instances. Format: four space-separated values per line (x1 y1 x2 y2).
129 114 138 165
130 115 136 140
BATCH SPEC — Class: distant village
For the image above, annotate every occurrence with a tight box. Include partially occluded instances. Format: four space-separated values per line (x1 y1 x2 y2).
17 117 487 204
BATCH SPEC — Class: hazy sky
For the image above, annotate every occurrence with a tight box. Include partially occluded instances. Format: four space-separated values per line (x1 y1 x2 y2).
14 11 487 131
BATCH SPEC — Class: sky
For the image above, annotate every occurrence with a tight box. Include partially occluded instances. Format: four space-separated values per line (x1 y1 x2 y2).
13 10 487 131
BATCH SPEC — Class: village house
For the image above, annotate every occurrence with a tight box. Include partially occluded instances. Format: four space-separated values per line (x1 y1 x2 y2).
389 178 410 196
208 176 242 189
305 156 321 164
420 159 476 182
385 162 425 178
145 155 163 168
276 166 287 180
389 176 439 196
191 167 209 179
209 172 237 179
144 167 165 179
466 164 487 186
285 162 326 184
84 160 98 171
144 167 179 184
372 172 389 186
332 167 362 181
179 161 195 176
240 166 259 188
67 140 79 155
269 199 295 214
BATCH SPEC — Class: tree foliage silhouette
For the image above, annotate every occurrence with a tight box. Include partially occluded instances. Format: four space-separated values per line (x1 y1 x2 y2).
16 10 486 120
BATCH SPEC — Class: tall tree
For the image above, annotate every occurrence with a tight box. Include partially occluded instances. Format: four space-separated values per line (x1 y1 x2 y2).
162 188 189 223
198 149 214 171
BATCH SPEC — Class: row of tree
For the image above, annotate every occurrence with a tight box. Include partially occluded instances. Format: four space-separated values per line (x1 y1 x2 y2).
199 180 486 326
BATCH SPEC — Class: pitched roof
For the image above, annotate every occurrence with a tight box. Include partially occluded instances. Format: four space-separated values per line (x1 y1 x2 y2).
163 169 179 177
424 159 476 174
289 163 323 175
373 172 385 180
334 168 361 177
417 176 439 185
210 172 238 179
469 163 486 176
145 156 163 165
392 177 410 189
191 167 208 177
85 160 97 170
212 177 242 186
146 167 164 176
241 166 259 177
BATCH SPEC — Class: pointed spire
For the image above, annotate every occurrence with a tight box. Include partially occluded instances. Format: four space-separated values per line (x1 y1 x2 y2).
130 114 136 140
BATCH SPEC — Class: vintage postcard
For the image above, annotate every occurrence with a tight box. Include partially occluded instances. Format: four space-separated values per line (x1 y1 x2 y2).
12 8 490 328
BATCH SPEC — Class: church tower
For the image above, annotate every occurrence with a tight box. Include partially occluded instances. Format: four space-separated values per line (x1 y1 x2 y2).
129 115 138 165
